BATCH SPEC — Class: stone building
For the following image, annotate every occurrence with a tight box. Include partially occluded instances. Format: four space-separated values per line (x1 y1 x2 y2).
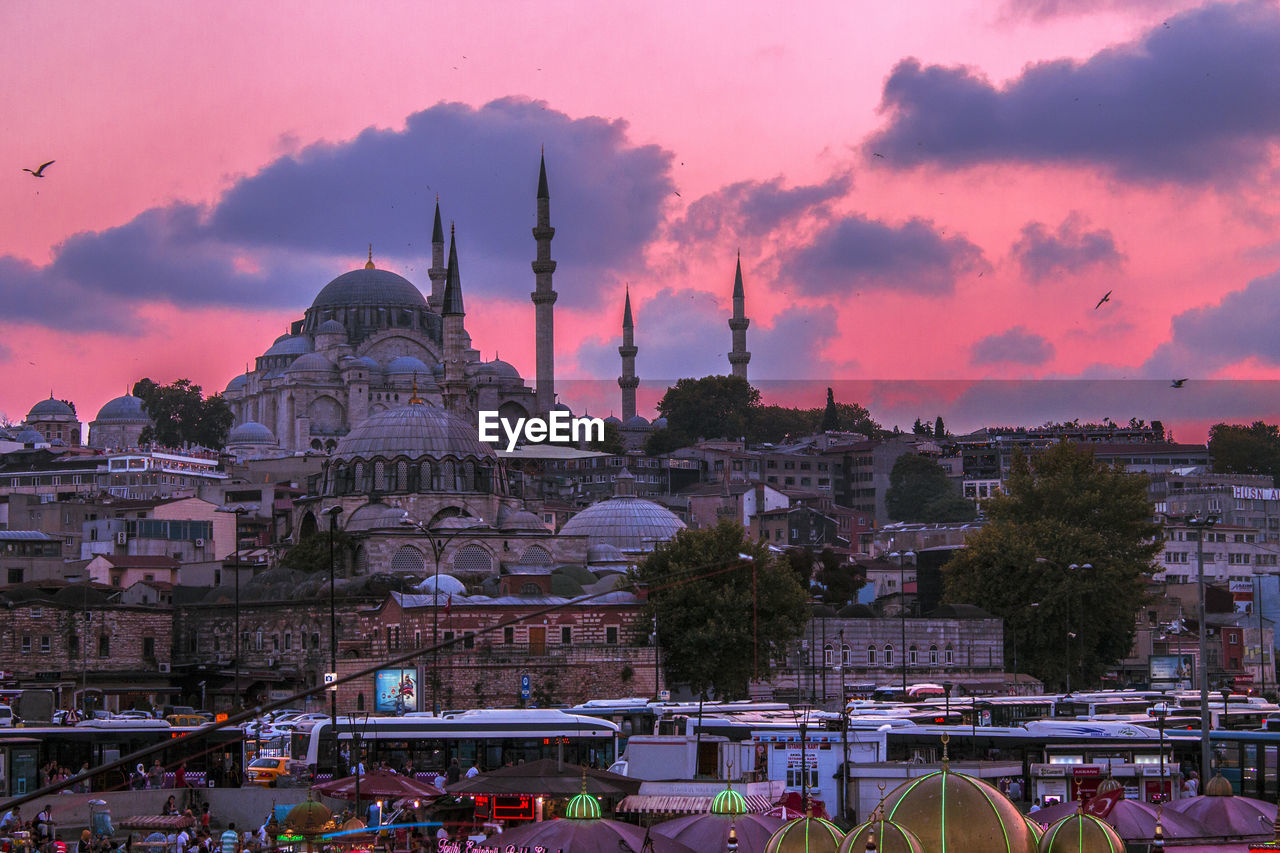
87 394 152 450
22 396 82 447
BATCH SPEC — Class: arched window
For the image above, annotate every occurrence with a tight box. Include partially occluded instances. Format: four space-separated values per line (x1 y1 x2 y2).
333 464 346 495
396 460 409 492
355 546 369 575
356 693 365 711
521 545 554 566
354 461 368 493
419 461 433 492
909 645 918 666
867 645 877 665
374 460 387 491
841 644 851 666
452 544 493 575
390 546 426 574
442 459 457 491
883 644 894 665
823 644 833 666
463 460 476 491
944 644 954 666
929 644 939 665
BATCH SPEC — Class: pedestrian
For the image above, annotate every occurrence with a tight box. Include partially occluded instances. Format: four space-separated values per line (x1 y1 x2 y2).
148 760 166 790
0 806 20 831
200 805 211 834
1009 777 1023 802
219 824 237 853
1184 771 1199 796
35 803 53 847
445 759 460 786
77 762 92 794
132 765 147 791
175 825 190 853
464 763 479 779
77 831 94 853
174 764 187 789
1029 798 1042 814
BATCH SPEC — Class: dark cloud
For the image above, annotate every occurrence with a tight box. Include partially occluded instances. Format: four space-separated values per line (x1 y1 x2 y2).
971 326 1056 365
0 99 673 330
785 215 986 295
670 173 852 245
1142 269 1280 374
1001 0 1181 21
573 287 838 383
1011 213 1124 281
866 1 1280 184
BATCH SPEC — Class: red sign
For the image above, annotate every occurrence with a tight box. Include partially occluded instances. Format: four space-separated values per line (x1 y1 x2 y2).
1072 766 1102 777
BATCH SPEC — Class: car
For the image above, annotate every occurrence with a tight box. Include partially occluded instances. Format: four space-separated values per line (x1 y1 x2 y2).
115 710 153 721
244 756 305 787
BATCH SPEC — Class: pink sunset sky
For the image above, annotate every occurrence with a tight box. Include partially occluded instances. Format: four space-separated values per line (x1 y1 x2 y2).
4 0 1280 439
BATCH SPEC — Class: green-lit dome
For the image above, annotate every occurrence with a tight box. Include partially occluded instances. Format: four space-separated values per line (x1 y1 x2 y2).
882 766 1037 853
764 816 845 853
838 819 924 853
1038 813 1124 853
564 792 602 820
1025 815 1046 842
284 800 333 837
711 787 748 816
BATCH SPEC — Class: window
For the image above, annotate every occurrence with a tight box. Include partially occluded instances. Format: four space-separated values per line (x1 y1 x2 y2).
70 634 80 657
311 632 320 649
883 644 894 665
944 645 954 665
823 644 833 666
909 645 918 666
143 637 155 658
21 636 31 654
867 645 876 664
284 633 292 650
929 645 939 665
561 626 572 644
99 635 110 657
7 569 22 584
464 632 475 650
606 626 619 645
841 644 851 665
504 627 515 644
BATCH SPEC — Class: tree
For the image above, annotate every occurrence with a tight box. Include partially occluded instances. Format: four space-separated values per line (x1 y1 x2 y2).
1209 421 1280 485
885 453 975 523
943 441 1161 691
633 519 809 699
934 416 946 439
133 378 234 449
589 420 625 455
815 548 865 606
821 388 840 432
644 428 689 456
280 530 355 574
657 375 760 444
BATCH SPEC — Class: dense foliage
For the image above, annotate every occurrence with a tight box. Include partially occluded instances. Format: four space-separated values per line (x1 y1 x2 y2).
1209 421 1280 485
885 453 976 523
132 378 234 449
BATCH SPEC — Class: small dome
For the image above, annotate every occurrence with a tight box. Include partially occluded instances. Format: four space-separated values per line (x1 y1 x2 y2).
838 819 924 853
284 800 333 837
316 319 347 335
228 422 276 445
311 267 427 310
586 543 628 564
263 335 313 357
333 403 498 463
341 355 382 373
623 415 651 429
94 395 149 424
882 765 1036 853
344 503 410 532
553 402 574 415
497 507 546 532
488 359 521 379
563 792 602 820
285 352 336 373
764 817 845 853
710 788 747 816
1095 778 1123 795
16 429 44 444
1039 813 1124 853
559 497 686 552
1204 773 1234 797
28 397 74 419
50 438 67 447
386 356 432 375
225 374 248 393
652 417 669 429
413 575 468 596
604 416 622 426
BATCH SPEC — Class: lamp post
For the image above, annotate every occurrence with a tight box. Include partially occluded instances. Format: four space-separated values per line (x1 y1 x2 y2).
217 502 260 712
890 550 915 694
1152 701 1168 804
1186 513 1219 781
320 505 343 781
399 513 485 715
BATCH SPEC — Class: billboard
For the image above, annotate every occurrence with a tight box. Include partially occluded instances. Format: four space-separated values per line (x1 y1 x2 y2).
375 668 419 714
1149 654 1195 690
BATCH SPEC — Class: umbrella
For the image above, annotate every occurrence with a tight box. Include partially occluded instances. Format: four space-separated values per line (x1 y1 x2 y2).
1032 799 1209 841
653 813 785 853
444 758 640 797
1167 793 1276 838
762 804 807 821
311 770 444 800
493 817 698 853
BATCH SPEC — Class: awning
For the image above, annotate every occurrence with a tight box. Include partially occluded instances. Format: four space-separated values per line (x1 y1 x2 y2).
615 794 775 815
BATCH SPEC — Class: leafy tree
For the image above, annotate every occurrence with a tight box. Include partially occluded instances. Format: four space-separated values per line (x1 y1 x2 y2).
133 378 234 449
1209 421 1280 485
784 547 817 590
943 441 1160 691
885 453 975 523
934 416 946 438
589 419 625 455
59 399 77 416
633 519 809 699
821 388 840 432
644 428 690 456
815 548 865 606
280 530 355 574
657 375 760 443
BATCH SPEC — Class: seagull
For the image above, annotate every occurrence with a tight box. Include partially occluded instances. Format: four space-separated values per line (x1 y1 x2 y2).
23 160 54 177
1094 290 1112 309
1171 378 1188 388
872 152 885 158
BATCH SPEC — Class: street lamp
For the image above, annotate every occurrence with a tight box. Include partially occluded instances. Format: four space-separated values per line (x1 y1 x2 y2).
320 505 343 780
399 512 485 715
216 502 260 712
1152 701 1168 804
1185 513 1220 781
889 550 915 694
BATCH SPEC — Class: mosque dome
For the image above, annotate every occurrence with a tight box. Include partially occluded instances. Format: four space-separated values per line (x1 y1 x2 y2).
225 374 248 393
386 356 432 376
284 800 333 838
496 507 546 532
333 403 498 463
881 763 1037 853
285 352 336 374
1038 813 1125 853
28 397 74 419
838 819 925 853
94 395 149 424
1203 773 1234 797
16 429 44 444
263 335 313 357
710 788 748 816
604 415 622 426
316 319 347 335
228 422 276 445
559 497 685 552
652 416 669 430
563 792 602 820
764 817 845 853
623 415 651 430
488 359 521 379
311 267 426 310
586 543 628 564
344 502 410 533
341 356 381 373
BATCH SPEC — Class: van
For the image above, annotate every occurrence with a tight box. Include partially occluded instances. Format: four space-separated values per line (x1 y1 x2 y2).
0 705 13 727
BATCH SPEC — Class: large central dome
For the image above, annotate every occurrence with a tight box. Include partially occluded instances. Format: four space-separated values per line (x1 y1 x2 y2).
311 267 427 310
333 403 496 462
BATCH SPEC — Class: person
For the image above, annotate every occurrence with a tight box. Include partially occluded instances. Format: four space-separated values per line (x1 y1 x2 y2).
219 824 237 853
435 826 448 850
174 825 189 853
162 797 177 817
174 764 187 789
1184 771 1199 796
402 759 415 778
1009 777 1023 802
77 830 94 853
464 763 479 779
77 762 92 794
445 759 460 786
1029 798 1042 813
148 760 165 790
132 765 147 791
35 803 53 846
0 806 20 831
200 805 211 834
367 801 381 827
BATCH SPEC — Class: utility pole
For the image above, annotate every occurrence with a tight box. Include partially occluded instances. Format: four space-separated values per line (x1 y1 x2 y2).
1187 514 1219 781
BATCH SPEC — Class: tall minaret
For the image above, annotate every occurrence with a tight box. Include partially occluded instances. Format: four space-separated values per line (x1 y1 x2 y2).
618 286 639 422
531 152 558 414
427 197 446 314
728 253 751 380
441 225 468 413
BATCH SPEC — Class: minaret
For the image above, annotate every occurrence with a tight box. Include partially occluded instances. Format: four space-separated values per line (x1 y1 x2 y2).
728 253 751 380
427 197 446 314
618 286 639 422
531 151 558 414
441 225 468 413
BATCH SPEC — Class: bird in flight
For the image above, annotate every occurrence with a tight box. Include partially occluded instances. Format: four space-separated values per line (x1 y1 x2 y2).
23 160 54 177
1170 378 1188 388
1094 290 1112 309
872 152 885 158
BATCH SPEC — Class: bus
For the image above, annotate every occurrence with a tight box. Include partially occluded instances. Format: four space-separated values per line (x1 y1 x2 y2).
1209 730 1280 800
295 709 619 781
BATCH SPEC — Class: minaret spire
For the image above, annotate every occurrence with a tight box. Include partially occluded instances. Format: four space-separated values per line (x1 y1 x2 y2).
618 285 639 422
531 151 558 414
442 224 468 413
728 252 751 380
427 195 446 314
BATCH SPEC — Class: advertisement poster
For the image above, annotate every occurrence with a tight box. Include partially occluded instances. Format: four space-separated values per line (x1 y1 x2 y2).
1149 654 1195 690
375 668 419 714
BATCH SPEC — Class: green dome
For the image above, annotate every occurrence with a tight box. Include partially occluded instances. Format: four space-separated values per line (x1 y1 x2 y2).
1039 813 1124 853
711 787 748 816
284 800 333 837
765 816 845 853
1025 815 1045 842
838 819 924 853
564 792 602 820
